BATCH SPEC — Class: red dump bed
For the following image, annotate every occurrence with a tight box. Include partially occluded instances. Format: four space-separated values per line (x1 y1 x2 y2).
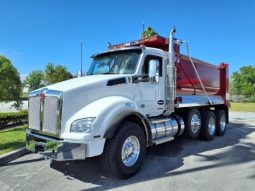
176 55 228 98
109 35 229 101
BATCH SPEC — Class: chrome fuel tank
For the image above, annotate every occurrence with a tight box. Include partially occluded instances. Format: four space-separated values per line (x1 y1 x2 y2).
149 115 184 140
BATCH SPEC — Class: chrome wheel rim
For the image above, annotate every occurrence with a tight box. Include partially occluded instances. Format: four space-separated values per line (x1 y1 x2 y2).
208 116 216 135
121 136 140 167
191 114 201 134
220 115 226 132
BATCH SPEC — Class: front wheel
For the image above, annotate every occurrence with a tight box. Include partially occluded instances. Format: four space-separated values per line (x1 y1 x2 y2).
100 121 146 179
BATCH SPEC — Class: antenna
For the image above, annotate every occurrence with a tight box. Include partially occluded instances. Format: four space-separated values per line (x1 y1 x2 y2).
80 41 83 76
142 22 145 39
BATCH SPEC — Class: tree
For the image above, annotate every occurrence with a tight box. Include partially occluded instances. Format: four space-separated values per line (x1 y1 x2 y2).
24 70 45 91
141 26 158 39
44 63 73 85
0 55 21 102
231 66 255 101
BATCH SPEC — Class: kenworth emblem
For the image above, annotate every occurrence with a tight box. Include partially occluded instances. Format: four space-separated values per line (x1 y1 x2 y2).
39 92 46 104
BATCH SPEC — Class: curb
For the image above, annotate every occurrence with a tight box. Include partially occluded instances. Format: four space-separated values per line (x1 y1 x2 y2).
0 147 30 165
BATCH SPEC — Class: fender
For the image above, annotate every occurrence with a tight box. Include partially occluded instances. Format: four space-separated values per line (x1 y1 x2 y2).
64 96 146 141
103 111 149 139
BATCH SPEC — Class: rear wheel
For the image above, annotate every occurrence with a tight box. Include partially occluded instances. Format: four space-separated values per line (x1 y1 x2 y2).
215 110 227 136
185 108 201 139
100 121 146 179
201 111 216 141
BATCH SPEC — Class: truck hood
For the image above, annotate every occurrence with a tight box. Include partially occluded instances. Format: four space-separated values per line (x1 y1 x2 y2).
46 74 131 92
45 74 135 130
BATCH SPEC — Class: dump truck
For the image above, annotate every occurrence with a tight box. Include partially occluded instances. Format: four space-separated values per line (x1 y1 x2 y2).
26 27 229 179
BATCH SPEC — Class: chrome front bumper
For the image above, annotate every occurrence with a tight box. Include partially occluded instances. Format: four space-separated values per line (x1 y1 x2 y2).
26 129 86 160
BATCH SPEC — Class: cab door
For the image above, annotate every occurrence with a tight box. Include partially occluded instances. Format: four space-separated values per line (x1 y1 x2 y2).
136 54 165 117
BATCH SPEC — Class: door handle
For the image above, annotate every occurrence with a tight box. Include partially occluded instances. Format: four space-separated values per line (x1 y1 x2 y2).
157 100 164 105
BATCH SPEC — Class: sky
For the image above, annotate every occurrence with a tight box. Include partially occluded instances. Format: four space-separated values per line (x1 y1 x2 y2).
0 0 254 80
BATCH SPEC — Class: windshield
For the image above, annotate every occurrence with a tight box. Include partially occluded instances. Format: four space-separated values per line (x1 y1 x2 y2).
87 49 141 75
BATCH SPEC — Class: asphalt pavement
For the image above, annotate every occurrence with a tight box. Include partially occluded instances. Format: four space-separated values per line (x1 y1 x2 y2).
0 112 254 191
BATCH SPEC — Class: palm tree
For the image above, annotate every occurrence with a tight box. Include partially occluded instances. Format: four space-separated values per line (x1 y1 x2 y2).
141 27 158 39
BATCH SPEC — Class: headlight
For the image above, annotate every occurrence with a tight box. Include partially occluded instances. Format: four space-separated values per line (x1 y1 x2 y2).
70 118 95 133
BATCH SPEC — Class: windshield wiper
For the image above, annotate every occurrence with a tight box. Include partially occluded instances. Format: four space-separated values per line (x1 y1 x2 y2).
101 72 117 74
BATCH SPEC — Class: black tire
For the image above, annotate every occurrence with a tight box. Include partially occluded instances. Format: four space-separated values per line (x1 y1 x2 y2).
201 111 216 141
215 110 227 136
100 121 146 179
185 108 201 139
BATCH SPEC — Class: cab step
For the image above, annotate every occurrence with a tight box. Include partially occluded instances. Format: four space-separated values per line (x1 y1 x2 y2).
152 136 174 145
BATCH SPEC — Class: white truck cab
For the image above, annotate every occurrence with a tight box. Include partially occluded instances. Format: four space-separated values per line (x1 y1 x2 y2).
26 28 229 178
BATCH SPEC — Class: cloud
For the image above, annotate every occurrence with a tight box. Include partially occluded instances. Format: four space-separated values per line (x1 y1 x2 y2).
20 74 28 82
0 49 21 58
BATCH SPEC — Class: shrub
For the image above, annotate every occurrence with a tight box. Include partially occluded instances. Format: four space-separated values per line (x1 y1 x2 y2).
0 110 28 128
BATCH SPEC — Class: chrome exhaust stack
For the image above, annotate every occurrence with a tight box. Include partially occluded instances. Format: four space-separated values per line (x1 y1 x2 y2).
169 27 176 67
165 27 177 116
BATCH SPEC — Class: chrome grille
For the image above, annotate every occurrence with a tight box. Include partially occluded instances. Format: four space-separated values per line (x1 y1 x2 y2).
28 89 62 137
42 97 59 134
28 97 41 131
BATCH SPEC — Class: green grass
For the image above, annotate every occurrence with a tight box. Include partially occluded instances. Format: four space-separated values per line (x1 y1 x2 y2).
0 125 27 155
230 102 255 112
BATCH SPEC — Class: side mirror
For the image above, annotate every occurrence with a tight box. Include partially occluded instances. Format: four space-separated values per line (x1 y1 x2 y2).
148 59 159 83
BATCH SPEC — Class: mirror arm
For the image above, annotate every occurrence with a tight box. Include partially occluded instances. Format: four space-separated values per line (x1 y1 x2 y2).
132 75 149 83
